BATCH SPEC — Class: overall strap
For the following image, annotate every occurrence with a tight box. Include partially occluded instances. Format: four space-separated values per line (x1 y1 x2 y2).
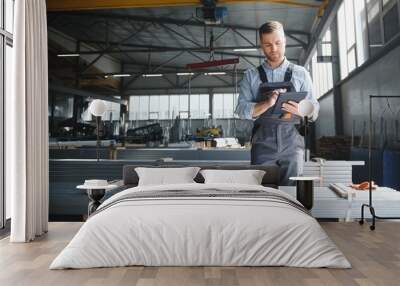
284 63 294 82
257 65 268 83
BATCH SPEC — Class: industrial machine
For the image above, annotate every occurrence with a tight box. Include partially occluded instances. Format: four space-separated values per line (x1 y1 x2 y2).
126 123 163 144
195 126 222 139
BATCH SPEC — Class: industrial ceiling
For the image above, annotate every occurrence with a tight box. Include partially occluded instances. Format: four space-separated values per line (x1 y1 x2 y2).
46 0 334 95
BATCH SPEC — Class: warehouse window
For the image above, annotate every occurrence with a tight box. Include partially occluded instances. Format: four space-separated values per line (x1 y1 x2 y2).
310 29 333 98
190 94 209 119
366 0 400 56
159 96 169 120
129 94 210 121
213 93 238 119
366 0 382 57
149 96 160 120
168 95 179 119
382 1 399 43
354 0 368 66
170 94 188 119
337 0 399 79
338 0 356 78
139 96 150 120
129 96 140 120
337 0 369 79
177 94 189 119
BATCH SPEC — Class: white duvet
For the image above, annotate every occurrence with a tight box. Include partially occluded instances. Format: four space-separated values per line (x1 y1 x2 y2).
50 183 351 269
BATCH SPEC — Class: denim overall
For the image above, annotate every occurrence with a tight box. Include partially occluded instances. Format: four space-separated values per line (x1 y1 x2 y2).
250 64 304 186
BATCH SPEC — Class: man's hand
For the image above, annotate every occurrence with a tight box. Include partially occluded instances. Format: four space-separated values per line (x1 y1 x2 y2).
252 90 281 118
282 101 301 116
265 90 279 107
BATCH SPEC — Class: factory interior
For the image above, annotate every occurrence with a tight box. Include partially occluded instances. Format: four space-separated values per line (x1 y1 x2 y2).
2 0 400 285
42 0 400 220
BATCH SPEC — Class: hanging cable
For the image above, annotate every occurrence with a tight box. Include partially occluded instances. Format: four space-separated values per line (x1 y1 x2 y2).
209 29 214 61
233 63 238 138
188 71 192 139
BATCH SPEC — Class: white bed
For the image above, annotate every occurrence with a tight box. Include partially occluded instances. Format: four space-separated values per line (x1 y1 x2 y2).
50 183 350 269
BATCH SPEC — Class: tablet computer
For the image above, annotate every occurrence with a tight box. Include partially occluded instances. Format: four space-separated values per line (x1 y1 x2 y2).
259 81 293 94
271 91 307 115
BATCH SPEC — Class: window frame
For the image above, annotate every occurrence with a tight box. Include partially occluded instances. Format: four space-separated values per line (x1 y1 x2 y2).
129 94 211 122
365 0 400 55
382 0 399 42
1 0 14 229
212 93 238 119
311 28 334 99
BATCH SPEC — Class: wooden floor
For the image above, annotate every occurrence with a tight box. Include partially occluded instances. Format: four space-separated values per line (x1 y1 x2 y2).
1 222 400 286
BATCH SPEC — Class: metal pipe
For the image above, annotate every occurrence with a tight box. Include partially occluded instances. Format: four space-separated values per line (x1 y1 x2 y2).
47 0 321 11
369 95 372 207
96 116 100 162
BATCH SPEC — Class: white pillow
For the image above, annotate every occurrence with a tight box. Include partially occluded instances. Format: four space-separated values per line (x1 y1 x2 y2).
135 167 200 186
200 169 266 185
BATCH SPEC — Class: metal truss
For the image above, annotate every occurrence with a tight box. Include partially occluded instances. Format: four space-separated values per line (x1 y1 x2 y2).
48 11 306 91
74 42 304 54
48 12 310 38
48 12 310 57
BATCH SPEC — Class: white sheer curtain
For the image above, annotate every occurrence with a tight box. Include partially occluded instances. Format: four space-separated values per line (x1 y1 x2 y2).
7 0 49 242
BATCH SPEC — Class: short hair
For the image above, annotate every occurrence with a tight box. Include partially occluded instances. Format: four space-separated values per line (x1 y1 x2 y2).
259 21 285 38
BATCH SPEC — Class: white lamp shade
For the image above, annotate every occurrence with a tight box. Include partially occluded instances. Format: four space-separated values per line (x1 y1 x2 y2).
89 100 106 117
298 99 315 117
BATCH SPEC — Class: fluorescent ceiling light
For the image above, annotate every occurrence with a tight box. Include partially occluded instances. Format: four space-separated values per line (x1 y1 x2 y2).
57 53 80 57
177 72 195 76
142 74 163 77
104 74 131 78
204 72 226 76
113 74 131 77
233 48 258 52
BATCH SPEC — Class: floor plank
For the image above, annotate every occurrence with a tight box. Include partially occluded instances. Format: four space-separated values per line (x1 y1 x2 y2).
1 222 399 286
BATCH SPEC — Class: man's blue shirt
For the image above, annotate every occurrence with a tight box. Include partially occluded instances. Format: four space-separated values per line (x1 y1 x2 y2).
235 58 320 120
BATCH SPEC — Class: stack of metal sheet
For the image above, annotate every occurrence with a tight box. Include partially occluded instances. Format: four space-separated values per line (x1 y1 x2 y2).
303 160 364 187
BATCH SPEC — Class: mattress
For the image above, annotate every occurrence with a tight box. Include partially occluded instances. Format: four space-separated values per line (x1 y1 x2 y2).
50 183 351 269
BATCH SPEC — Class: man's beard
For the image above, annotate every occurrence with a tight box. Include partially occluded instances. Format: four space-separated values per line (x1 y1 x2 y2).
266 53 283 63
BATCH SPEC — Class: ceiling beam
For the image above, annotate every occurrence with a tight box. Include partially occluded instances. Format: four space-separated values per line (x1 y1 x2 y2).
57 41 302 64
47 0 321 11
60 44 303 56
48 12 311 37
59 44 269 59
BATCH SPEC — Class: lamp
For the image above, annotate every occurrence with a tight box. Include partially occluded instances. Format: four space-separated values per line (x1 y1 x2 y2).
89 100 106 161
298 99 315 162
